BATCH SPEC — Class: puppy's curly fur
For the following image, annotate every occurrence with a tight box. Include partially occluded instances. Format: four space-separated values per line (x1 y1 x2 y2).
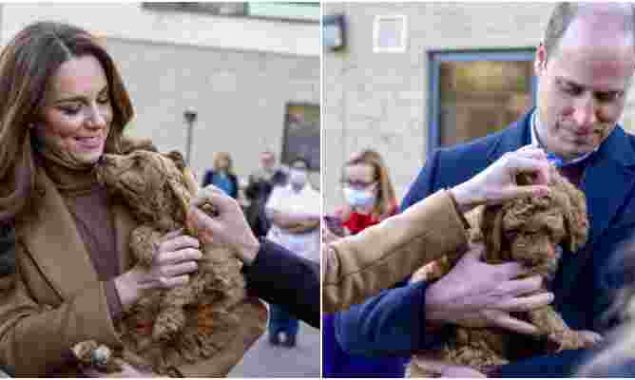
407 166 598 377
81 144 265 375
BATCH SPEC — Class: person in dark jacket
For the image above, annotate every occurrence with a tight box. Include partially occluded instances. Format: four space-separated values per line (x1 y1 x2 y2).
189 185 319 328
244 151 287 237
202 152 239 199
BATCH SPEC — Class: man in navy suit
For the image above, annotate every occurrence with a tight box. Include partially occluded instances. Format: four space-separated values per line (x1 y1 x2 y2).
335 3 635 376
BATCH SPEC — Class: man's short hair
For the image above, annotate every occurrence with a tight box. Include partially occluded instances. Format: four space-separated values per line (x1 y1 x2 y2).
543 2 635 59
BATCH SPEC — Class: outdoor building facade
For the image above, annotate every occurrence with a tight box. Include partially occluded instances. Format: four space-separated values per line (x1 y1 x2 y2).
323 2 635 211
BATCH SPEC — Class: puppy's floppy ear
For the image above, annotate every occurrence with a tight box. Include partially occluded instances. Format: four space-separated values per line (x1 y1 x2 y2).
558 177 589 253
164 150 198 195
480 205 505 261
164 150 186 172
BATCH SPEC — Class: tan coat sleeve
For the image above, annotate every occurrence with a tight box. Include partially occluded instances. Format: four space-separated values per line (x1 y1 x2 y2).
0 250 121 376
322 189 468 313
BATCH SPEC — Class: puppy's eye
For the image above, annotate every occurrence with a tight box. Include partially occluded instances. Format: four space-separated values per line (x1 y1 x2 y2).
504 231 518 241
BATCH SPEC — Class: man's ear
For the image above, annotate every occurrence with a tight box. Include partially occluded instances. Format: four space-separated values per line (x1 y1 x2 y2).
534 42 548 75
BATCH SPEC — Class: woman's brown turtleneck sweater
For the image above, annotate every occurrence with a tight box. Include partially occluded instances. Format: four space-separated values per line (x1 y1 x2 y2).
42 156 123 319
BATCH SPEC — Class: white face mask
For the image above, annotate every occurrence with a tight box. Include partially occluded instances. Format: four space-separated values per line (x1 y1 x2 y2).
289 169 307 187
343 187 376 208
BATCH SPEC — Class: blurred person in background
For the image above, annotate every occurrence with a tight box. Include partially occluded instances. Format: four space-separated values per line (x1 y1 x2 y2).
202 151 238 199
265 156 320 347
323 149 403 377
332 149 398 236
245 151 287 237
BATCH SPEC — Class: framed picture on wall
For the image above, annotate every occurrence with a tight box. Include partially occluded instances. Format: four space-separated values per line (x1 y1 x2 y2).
281 102 320 171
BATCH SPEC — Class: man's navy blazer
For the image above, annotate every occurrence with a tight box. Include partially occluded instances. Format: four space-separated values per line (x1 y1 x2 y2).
335 110 635 376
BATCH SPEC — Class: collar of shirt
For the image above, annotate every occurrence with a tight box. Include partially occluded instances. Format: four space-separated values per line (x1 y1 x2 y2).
530 110 598 167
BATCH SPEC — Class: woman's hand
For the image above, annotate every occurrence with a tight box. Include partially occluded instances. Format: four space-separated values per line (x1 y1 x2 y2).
187 185 261 265
450 145 551 213
114 229 202 308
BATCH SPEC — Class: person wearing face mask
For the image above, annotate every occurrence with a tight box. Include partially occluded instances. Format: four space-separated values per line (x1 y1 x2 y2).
323 149 402 377
264 156 320 347
201 151 239 199
336 150 398 237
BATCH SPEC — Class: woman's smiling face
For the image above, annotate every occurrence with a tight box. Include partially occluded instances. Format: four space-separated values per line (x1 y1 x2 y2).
37 54 113 164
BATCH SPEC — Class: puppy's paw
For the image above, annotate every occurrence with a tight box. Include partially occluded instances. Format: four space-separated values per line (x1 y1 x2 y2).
549 329 602 351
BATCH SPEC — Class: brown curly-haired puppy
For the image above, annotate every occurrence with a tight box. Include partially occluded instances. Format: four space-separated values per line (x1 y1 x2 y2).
407 166 600 377
80 146 266 376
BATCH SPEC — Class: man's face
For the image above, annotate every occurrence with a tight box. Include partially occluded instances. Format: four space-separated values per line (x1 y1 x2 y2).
260 153 275 171
535 14 635 159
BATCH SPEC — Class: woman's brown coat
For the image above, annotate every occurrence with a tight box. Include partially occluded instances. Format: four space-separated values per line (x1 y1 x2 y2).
0 167 264 376
322 189 469 313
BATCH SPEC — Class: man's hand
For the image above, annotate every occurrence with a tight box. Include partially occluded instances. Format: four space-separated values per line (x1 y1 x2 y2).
187 185 260 265
451 145 551 213
423 244 554 335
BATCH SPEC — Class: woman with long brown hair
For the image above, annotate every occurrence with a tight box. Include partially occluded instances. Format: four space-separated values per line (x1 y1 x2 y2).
0 21 263 376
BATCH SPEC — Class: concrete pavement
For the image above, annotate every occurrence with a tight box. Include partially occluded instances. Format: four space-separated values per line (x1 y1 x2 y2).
228 320 320 378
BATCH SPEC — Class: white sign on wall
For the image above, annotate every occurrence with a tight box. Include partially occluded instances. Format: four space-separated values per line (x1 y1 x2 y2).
373 15 407 53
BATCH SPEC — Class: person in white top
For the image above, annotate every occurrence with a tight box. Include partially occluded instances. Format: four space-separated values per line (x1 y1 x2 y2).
265 157 320 263
264 156 320 347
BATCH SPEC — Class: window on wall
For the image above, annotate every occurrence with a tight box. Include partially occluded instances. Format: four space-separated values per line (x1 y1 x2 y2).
142 2 319 22
281 103 320 171
247 2 319 22
428 50 536 152
142 2 248 16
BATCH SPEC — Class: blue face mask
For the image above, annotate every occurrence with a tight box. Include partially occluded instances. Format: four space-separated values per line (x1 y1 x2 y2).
343 187 376 208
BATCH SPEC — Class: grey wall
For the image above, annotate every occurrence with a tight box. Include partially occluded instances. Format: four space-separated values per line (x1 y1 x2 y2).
323 2 556 212
106 38 320 188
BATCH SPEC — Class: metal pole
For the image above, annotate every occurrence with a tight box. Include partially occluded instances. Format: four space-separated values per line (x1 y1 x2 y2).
183 107 197 166
185 119 193 165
